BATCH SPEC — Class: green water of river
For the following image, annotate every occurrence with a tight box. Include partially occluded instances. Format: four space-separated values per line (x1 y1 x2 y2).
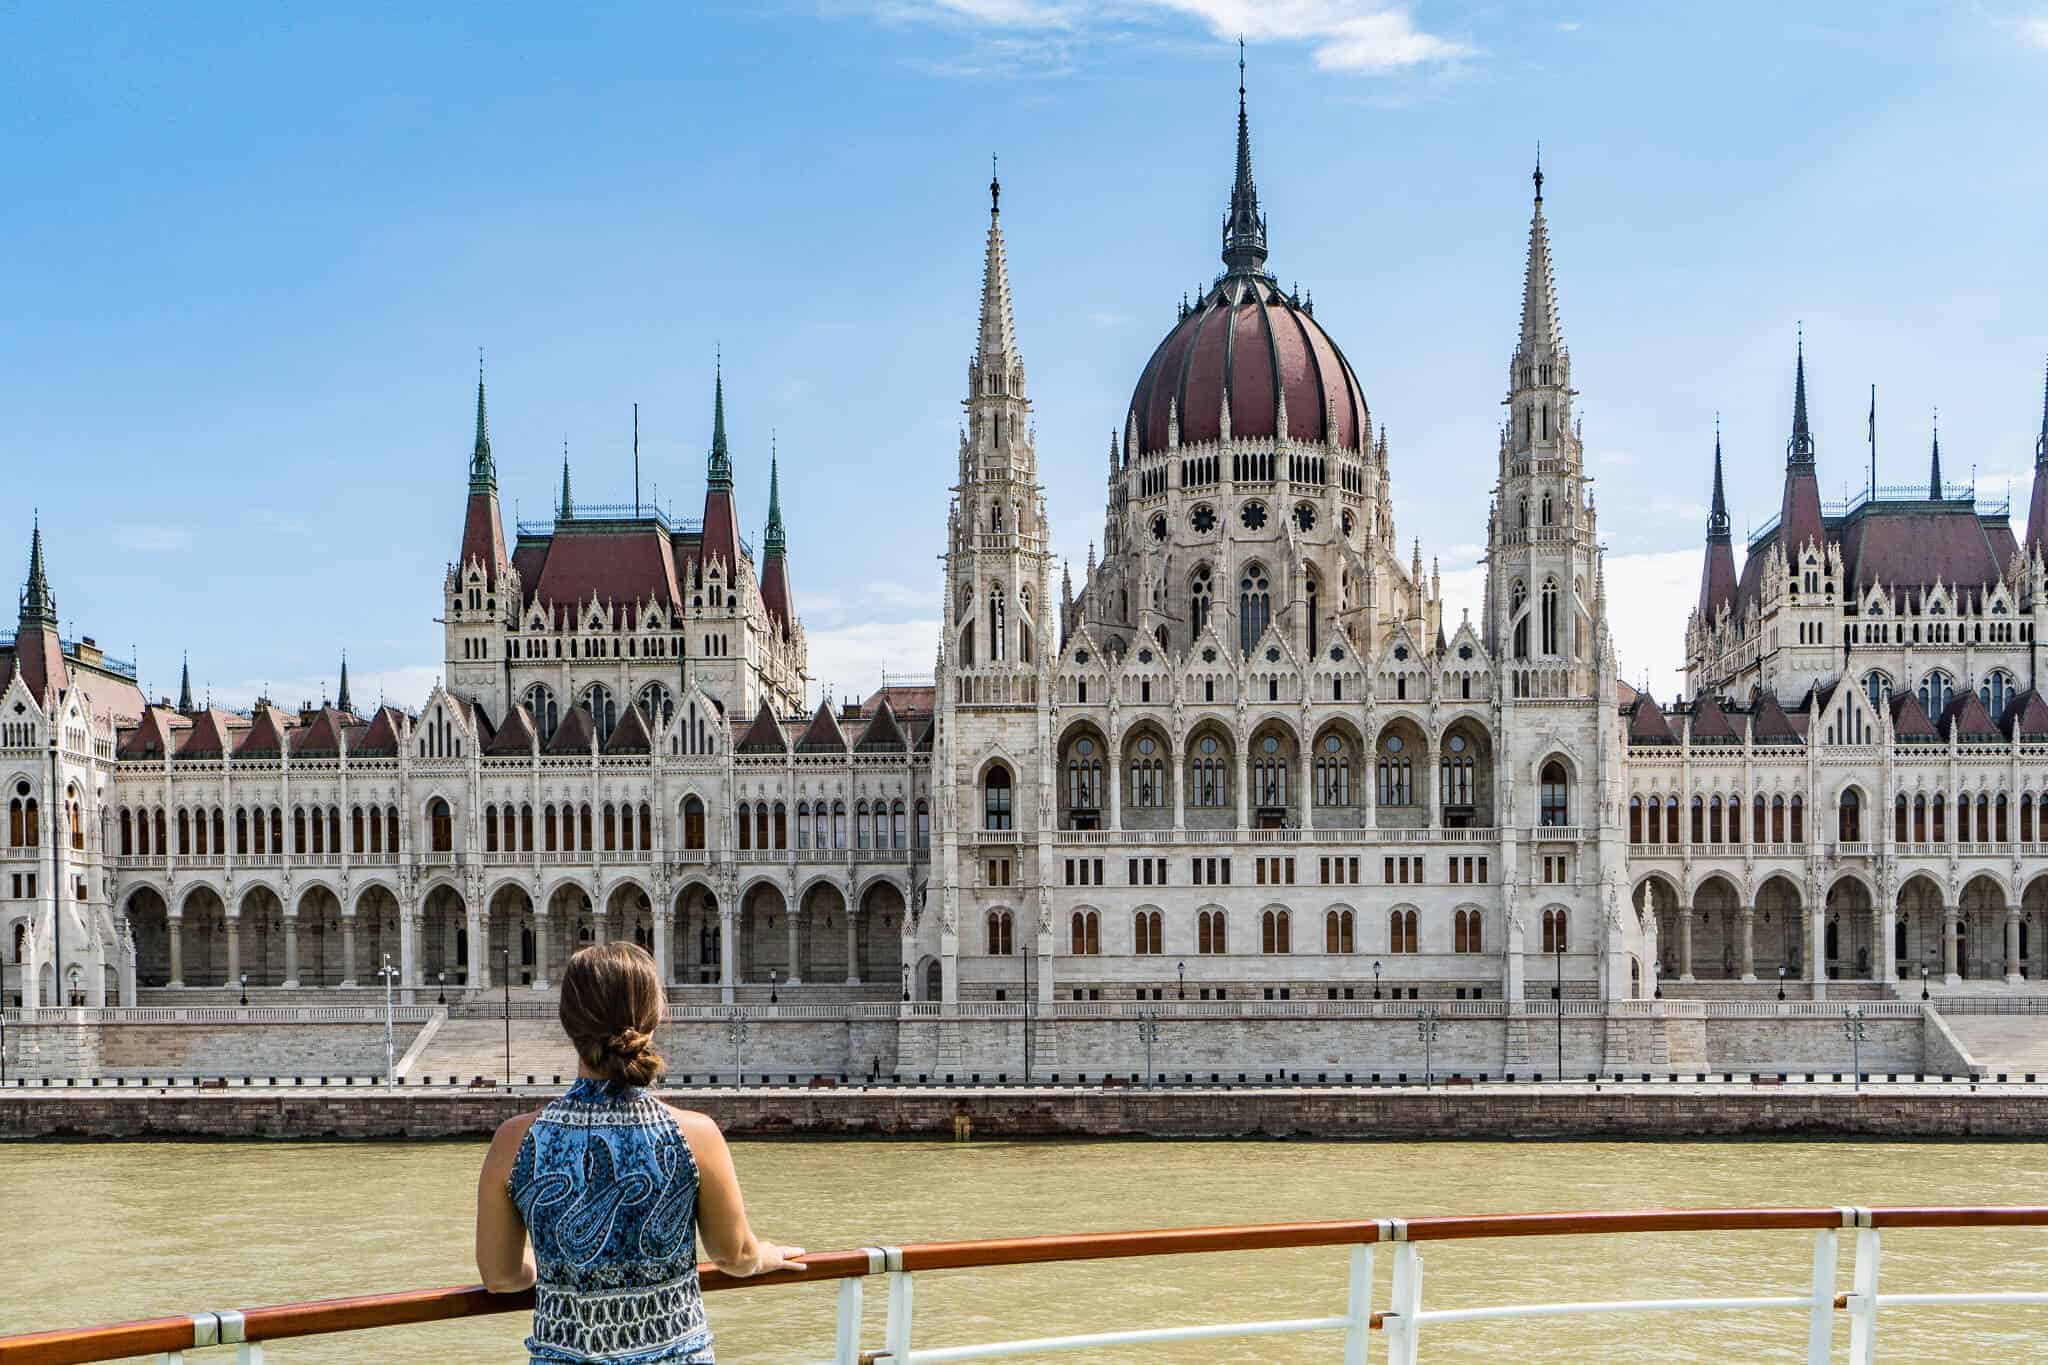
3 1136 2043 1361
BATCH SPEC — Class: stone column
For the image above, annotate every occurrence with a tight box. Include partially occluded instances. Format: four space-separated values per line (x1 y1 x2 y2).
1943 904 1960 985
2006 908 2023 984
282 910 299 988
1873 904 1890 983
1171 752 1185 831
225 909 242 989
1300 748 1315 832
1503 902 1525 1004
1234 745 1249 832
592 899 607 947
533 909 551 989
1107 753 1120 832
466 903 486 988
785 908 802 985
1738 906 1756 982
1678 905 1695 983
653 906 673 985
339 911 357 987
718 905 736 1003
845 905 861 985
399 909 418 991
167 910 185 988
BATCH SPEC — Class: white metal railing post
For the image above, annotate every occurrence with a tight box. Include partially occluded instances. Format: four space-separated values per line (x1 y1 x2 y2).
1846 1220 1881 1362
884 1258 915 1363
1342 1240 1377 1365
834 1275 866 1364
1384 1221 1424 1365
1806 1226 1840 1362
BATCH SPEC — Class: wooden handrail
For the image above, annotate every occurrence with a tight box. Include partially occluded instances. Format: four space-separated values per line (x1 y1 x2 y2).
4 1205 2046 1364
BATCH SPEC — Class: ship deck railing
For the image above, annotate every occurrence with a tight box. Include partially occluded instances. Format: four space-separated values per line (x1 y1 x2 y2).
1 1204 2046 1362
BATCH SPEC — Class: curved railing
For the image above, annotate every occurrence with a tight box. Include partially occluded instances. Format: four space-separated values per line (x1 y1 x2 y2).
2 1205 2045 1363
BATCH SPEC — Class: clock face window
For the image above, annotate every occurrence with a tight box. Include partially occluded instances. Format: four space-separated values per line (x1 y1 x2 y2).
1239 502 1267 531
1151 514 1167 542
1191 505 1216 534
1294 503 1316 532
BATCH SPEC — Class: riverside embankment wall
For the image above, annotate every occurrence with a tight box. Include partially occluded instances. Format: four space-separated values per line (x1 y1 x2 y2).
1 1086 2042 1142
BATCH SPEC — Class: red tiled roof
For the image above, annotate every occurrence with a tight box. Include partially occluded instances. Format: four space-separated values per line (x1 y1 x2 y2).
234 704 294 757
796 701 848 753
354 706 405 756
1839 505 2008 603
854 697 906 752
1943 689 2002 742
1626 695 1676 744
487 703 537 755
530 527 684 621
1751 691 1803 744
1698 541 1738 624
1689 695 1740 742
1889 690 1939 741
176 708 243 759
862 683 935 718
2005 688 2048 740
460 490 508 586
291 707 349 755
761 556 793 638
700 490 740 580
735 699 787 753
10 624 67 701
545 704 594 756
1615 678 1639 706
604 701 653 755
117 706 185 760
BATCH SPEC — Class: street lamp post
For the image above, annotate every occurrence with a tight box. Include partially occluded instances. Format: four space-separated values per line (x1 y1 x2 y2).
238 972 248 1008
1921 960 1931 1002
1843 1007 1867 1091
1372 960 1382 1000
436 971 446 1006
499 947 512 1087
1777 965 1787 1002
376 954 398 1088
901 962 910 1003
1135 1009 1161 1086
726 1008 750 1087
769 968 778 1006
1417 1005 1441 1087
1177 961 1185 1000
1554 938 1565 1079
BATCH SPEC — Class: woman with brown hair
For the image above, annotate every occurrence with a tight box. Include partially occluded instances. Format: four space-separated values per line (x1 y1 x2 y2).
475 942 802 1362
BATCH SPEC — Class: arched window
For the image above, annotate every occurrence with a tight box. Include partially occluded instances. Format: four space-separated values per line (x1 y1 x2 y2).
869 802 886 850
854 800 871 850
1325 909 1355 954
483 804 498 853
523 684 559 742
1316 734 1351 806
1838 788 1861 842
1377 733 1414 806
1511 580 1529 660
428 797 452 852
1238 563 1270 656
1388 909 1418 954
1189 566 1213 643
1454 908 1484 953
1931 794 1947 843
987 911 1014 956
1770 795 1786 844
1918 670 1953 719
1066 737 1102 812
892 800 907 850
1262 909 1291 954
984 765 1013 830
583 684 618 746
1539 762 1569 826
1981 670 2014 721
1129 736 1165 808
810 802 827 850
1629 795 1645 843
638 681 676 728
119 808 134 856
1863 671 1892 711
602 803 618 851
1540 490 1554 525
1069 910 1100 955
1542 908 1568 954
1663 795 1679 843
736 801 752 851
989 588 1007 662
1134 910 1162 955
682 796 705 850
832 800 847 848
1540 579 1559 655
1198 909 1227 954
1191 734 1229 807
1996 793 2010 843
1252 734 1288 808
1789 794 1805 843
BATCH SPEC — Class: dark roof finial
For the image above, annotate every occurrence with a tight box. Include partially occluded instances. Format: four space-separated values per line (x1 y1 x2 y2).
763 431 786 559
990 153 999 214
1787 323 1815 467
178 652 193 713
1221 37 1268 275
560 439 575 520
1929 408 1944 500
337 651 353 714
469 349 495 492
19 510 56 628
1707 415 1730 542
1533 140 1543 203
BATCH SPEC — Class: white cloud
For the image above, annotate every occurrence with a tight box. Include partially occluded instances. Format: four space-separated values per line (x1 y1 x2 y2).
1555 20 1582 33
2027 18 2048 48
204 664 444 714
806 618 941 705
872 0 1473 75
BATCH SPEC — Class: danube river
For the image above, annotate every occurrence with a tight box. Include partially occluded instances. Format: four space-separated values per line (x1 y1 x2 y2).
4 1137 2044 1361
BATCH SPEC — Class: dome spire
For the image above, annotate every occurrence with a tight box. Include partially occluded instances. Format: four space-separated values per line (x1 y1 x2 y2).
1516 150 1562 363
1707 416 1730 541
1221 38 1268 275
763 432 786 559
19 511 55 628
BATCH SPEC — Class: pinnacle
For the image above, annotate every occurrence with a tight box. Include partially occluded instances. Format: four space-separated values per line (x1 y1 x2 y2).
975 182 1021 377
707 359 734 493
1516 169 1562 363
1707 426 1731 542
469 360 495 492
1788 329 1815 466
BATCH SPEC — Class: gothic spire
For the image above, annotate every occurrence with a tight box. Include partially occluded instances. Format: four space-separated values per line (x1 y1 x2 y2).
178 653 193 713
2036 355 2048 468
19 512 55 628
469 355 495 492
1928 411 1944 500
559 444 575 520
1707 420 1731 542
1220 39 1268 275
707 354 734 493
1788 327 1815 466
1516 154 1562 365
763 436 786 559
337 653 352 714
975 162 1021 378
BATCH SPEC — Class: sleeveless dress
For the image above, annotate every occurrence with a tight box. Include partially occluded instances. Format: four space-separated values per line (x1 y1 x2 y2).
508 1078 714 1363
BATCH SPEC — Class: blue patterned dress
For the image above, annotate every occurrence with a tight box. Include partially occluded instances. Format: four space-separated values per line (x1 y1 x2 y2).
509 1078 714 1363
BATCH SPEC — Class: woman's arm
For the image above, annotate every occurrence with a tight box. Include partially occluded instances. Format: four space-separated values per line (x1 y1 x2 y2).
675 1109 804 1278
475 1113 539 1293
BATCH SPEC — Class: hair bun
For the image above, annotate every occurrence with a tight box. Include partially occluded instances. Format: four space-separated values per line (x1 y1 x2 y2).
604 1027 652 1061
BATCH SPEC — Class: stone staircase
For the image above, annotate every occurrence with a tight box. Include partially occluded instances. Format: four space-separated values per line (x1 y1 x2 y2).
1930 1014 2048 1077
409 1018 577 1083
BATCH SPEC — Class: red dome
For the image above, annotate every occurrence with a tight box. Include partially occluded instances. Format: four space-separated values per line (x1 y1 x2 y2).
1128 274 1369 457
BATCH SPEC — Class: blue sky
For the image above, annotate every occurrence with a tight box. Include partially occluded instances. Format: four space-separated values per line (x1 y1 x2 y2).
3 3 2045 711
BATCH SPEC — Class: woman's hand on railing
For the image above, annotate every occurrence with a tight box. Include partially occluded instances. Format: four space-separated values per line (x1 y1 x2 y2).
716 1240 807 1278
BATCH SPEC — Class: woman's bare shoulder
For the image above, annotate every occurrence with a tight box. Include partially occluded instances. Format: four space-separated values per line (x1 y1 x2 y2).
484 1110 543 1163
661 1102 722 1137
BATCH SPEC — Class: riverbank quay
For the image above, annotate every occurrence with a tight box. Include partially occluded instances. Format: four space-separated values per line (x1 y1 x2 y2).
4 1079 2047 1141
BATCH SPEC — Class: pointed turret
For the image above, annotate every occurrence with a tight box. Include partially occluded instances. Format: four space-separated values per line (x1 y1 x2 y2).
760 439 794 637
1516 157 1562 367
336 653 353 714
1776 330 1827 555
700 361 742 573
1220 41 1268 275
1697 424 1738 624
2026 357 2048 553
1928 413 1944 500
456 363 509 585
976 166 1022 383
12 516 67 698
559 446 575 520
177 654 193 713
